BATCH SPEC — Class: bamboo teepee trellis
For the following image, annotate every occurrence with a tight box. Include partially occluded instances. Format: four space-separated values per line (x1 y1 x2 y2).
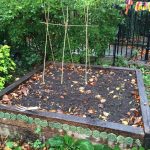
41 3 98 84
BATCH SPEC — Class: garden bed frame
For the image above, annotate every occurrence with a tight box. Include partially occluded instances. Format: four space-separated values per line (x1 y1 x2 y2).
0 62 150 148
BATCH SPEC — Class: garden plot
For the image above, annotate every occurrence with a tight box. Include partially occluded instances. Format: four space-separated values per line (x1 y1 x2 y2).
0 63 149 148
2 64 143 127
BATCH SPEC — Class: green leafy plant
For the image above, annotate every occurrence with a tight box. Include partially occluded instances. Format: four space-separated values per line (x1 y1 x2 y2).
100 132 108 141
4 112 11 119
33 139 44 149
84 128 92 137
34 126 42 134
53 122 62 129
63 124 70 131
34 118 41 125
28 117 34 124
135 139 142 147
69 126 77 133
124 137 134 147
10 113 17 120
40 120 48 127
0 45 16 90
0 112 4 118
117 135 125 144
92 130 100 139
108 133 117 142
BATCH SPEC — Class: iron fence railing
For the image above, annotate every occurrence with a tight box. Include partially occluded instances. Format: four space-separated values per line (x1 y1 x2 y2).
106 5 150 65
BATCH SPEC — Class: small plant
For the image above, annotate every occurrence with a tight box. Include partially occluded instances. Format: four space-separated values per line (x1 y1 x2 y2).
35 126 42 135
69 125 77 133
115 56 128 67
10 113 17 120
124 137 134 147
4 112 11 119
84 128 92 137
117 135 125 149
92 130 100 140
53 122 63 133
99 132 108 142
20 115 29 122
28 117 34 124
63 124 70 131
0 112 4 118
17 114 23 120
34 118 41 125
77 127 85 134
107 133 117 147
135 139 142 147
40 120 48 127
49 122 55 130
33 139 44 149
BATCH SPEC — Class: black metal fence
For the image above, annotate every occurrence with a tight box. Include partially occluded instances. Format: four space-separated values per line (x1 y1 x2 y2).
106 5 150 64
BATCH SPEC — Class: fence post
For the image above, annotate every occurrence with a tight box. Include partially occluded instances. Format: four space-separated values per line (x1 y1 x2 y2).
145 30 150 61
112 42 117 66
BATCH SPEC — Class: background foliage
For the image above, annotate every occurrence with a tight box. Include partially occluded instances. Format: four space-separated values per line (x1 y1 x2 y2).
0 0 123 67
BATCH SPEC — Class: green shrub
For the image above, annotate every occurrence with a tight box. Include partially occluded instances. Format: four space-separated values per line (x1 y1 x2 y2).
0 45 16 90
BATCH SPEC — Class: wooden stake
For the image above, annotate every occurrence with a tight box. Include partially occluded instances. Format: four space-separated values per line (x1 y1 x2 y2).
42 6 49 83
85 6 89 84
61 6 68 84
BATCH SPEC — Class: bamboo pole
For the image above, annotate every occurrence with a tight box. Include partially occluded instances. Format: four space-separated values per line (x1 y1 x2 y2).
85 6 89 84
61 6 69 84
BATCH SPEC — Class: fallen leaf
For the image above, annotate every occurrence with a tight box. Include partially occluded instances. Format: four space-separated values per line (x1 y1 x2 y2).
72 81 78 84
49 109 57 113
98 104 104 108
103 111 110 117
134 109 140 117
89 78 94 82
2 95 10 101
109 91 114 94
95 95 102 100
113 95 118 99
57 109 63 114
127 112 131 116
131 79 136 84
99 115 107 121
121 118 129 125
88 81 96 86
134 117 142 125
88 109 95 114
100 99 106 103
85 90 92 94
21 86 29 96
116 87 120 91
60 96 64 99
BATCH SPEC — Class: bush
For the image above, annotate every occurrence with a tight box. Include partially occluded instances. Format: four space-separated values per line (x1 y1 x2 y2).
0 45 16 90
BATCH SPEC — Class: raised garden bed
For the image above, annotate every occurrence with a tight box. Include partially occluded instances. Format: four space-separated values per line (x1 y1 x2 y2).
0 62 150 148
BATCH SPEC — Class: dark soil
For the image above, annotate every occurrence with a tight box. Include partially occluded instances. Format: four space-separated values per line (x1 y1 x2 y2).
2 64 143 127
